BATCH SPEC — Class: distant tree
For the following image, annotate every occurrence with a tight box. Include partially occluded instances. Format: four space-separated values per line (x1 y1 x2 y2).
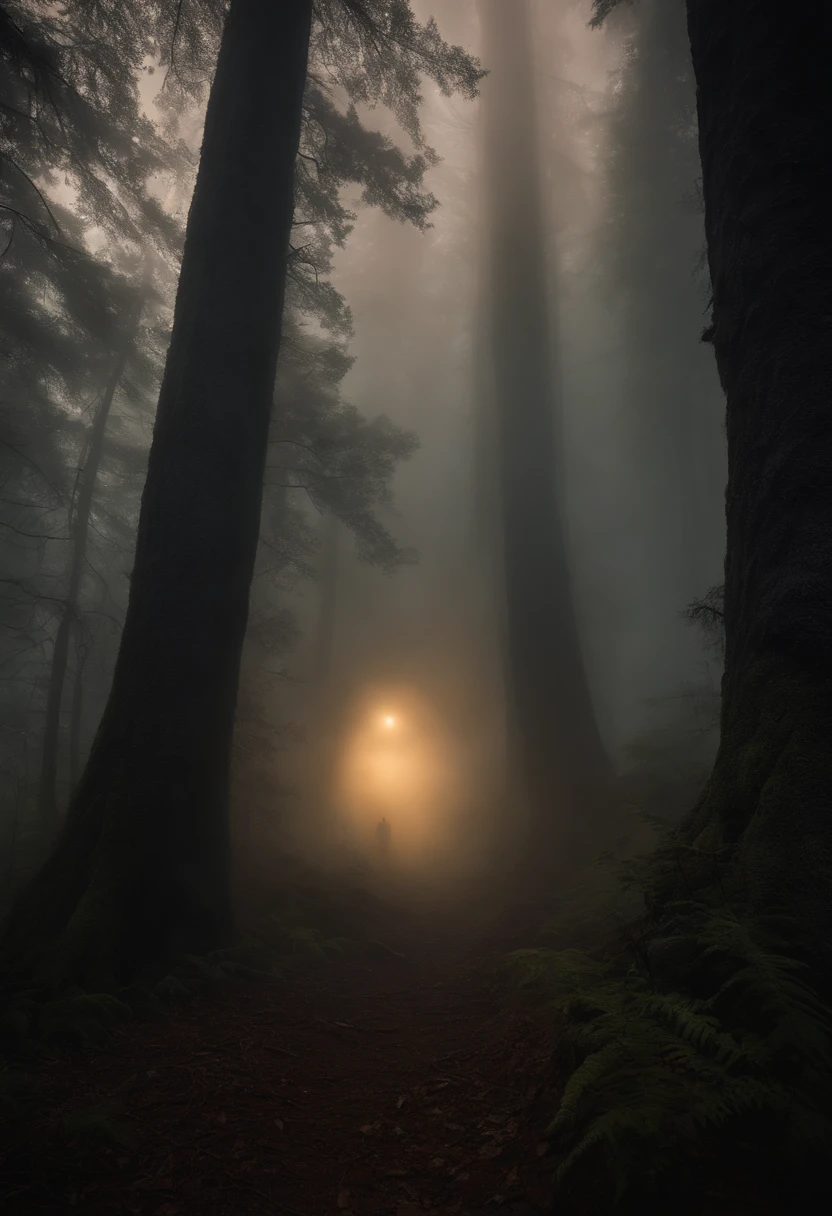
239 320 418 843
478 0 612 881
591 0 832 959
1 0 189 841
596 0 725 703
35 304 142 832
1 0 480 987
682 584 724 660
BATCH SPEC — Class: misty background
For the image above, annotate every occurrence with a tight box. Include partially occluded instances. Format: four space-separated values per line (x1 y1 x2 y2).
0 0 725 892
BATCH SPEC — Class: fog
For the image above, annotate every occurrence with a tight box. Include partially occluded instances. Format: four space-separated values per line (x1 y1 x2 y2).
1 0 725 901
258 0 724 881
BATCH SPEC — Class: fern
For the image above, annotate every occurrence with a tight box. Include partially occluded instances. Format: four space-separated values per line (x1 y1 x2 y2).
505 895 832 1205
37 991 132 1048
274 922 347 962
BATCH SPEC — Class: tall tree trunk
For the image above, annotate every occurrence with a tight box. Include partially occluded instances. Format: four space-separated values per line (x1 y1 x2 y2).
478 0 612 879
68 620 92 795
2 0 314 987
683 0 832 955
312 511 340 829
37 323 138 833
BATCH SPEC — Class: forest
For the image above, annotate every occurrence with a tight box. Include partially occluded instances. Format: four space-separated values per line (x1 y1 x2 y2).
0 0 829 1212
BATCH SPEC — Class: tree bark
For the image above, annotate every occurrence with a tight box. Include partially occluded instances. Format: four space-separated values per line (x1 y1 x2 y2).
478 0 613 879
37 324 137 834
683 0 832 953
2 0 314 987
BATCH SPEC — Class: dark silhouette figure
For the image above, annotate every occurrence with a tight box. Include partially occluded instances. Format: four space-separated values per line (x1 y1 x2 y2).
375 817 392 862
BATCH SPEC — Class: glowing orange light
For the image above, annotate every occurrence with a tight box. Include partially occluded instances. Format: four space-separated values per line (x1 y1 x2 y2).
383 714 396 729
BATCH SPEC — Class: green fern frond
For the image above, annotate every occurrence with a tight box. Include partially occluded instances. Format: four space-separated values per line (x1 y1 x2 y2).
506 891 832 1205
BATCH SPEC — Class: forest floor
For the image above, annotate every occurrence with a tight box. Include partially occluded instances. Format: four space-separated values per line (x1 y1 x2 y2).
0 873 795 1216
0 883 563 1216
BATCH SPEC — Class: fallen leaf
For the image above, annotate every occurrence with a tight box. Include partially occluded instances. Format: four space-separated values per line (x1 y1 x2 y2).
430 1158 445 1169
397 1095 408 1109
504 1168 519 1187
360 1123 374 1134
337 1189 351 1209
274 1117 284 1131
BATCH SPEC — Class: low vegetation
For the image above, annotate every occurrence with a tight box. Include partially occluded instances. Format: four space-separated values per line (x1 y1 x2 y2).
502 827 832 1209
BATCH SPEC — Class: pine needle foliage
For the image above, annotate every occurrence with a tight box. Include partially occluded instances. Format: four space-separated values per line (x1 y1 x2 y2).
502 852 832 1206
589 0 633 30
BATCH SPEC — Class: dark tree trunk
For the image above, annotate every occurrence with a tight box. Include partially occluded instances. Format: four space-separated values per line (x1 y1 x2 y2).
37 327 137 834
3 0 314 987
478 0 612 878
68 620 92 795
684 0 832 953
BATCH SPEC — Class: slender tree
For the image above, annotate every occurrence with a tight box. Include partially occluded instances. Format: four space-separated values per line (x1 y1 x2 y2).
315 513 341 696
37 295 145 831
68 622 93 794
478 0 612 879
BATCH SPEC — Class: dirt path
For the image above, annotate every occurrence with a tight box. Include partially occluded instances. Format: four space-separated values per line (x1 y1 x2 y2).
0 903 558 1216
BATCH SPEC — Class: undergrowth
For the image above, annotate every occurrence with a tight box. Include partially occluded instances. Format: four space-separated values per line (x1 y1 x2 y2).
501 827 832 1210
0 917 352 1071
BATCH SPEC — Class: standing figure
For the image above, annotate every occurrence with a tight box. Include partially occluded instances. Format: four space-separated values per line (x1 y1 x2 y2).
375 816 392 863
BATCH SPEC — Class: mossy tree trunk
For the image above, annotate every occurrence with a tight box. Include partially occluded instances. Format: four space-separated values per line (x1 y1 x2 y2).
683 0 832 953
479 0 613 880
2 0 314 988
